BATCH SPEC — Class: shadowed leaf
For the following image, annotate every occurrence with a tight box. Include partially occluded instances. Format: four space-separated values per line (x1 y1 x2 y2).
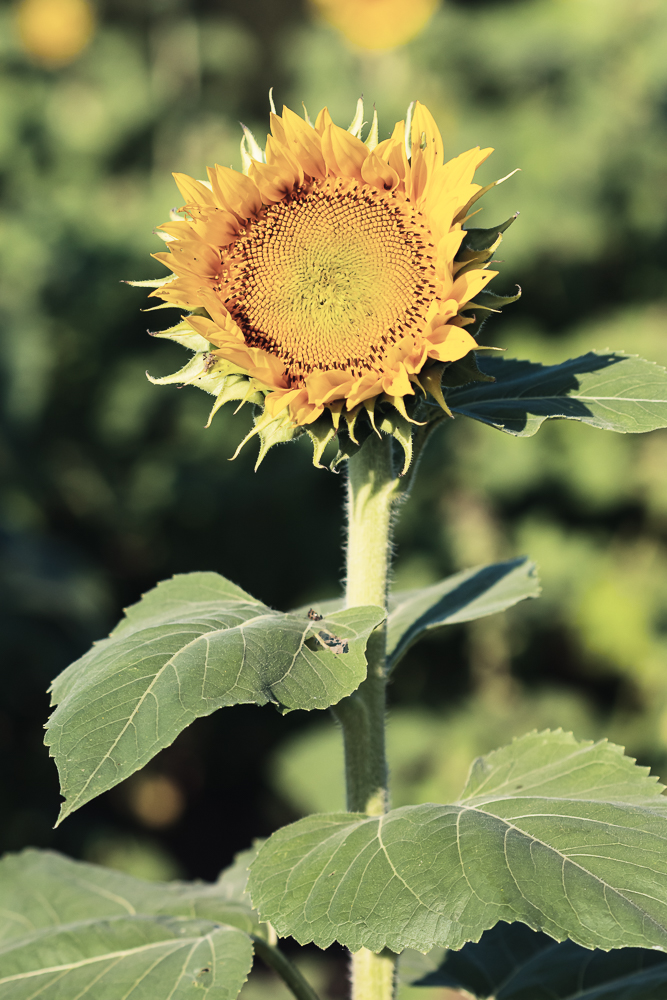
405 921 667 1000
446 352 667 436
387 557 540 671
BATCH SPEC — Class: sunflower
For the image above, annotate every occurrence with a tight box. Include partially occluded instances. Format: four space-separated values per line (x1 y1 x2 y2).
138 99 518 471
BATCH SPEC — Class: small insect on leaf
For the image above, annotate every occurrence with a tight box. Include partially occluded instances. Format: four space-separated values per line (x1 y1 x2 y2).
315 629 349 654
308 608 324 621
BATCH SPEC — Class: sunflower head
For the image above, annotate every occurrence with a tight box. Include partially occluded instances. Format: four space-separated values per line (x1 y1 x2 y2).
135 99 519 473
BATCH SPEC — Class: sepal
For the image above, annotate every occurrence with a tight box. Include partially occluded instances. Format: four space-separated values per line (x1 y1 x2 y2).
456 214 518 258
417 361 454 415
147 351 250 396
232 406 305 469
205 375 264 428
376 407 414 475
148 317 210 352
456 168 521 224
124 275 176 289
306 414 339 468
240 124 266 174
442 351 496 388
467 286 522 312
347 97 365 137
330 428 364 471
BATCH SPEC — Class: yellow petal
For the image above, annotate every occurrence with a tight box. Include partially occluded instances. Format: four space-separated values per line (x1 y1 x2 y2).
264 134 304 186
207 164 263 217
269 111 287 146
172 172 216 207
280 105 326 179
410 101 444 167
376 120 409 190
451 268 498 306
426 325 478 362
248 157 297 203
409 101 443 204
314 107 334 135
321 122 368 179
360 149 399 191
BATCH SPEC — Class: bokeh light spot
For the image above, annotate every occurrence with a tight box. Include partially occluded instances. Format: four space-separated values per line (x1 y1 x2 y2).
309 0 439 51
127 773 186 829
15 0 95 67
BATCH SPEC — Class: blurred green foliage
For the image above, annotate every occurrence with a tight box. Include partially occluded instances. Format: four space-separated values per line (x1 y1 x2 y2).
1 0 667 936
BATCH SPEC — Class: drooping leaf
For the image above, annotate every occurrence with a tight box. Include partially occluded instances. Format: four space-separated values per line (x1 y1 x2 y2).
0 849 258 1000
405 921 667 1000
45 572 384 822
0 847 263 942
387 557 540 671
446 352 667 436
248 730 667 954
0 918 252 1000
215 844 263 913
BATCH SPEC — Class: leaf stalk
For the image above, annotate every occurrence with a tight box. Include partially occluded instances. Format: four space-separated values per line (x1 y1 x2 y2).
251 935 322 1000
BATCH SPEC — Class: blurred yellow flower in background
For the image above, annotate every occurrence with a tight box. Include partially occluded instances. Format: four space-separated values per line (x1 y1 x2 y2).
15 0 95 67
309 0 439 50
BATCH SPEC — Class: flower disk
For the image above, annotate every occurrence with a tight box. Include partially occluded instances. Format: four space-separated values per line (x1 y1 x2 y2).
224 179 436 384
142 100 517 467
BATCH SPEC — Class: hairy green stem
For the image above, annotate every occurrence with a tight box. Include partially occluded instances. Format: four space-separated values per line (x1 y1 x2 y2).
335 434 400 1000
251 935 322 1000
346 433 396 611
350 948 398 1000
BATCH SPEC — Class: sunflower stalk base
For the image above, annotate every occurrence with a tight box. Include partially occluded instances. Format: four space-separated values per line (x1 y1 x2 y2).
350 947 398 1000
334 433 400 1000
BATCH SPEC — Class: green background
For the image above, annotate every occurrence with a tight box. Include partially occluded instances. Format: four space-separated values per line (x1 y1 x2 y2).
1 3 667 992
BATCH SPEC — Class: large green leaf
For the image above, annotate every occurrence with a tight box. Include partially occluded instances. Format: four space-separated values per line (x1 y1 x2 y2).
45 572 384 822
0 848 262 942
0 849 258 1000
248 730 667 954
446 352 667 436
405 922 667 1000
387 557 540 671
0 917 251 1000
